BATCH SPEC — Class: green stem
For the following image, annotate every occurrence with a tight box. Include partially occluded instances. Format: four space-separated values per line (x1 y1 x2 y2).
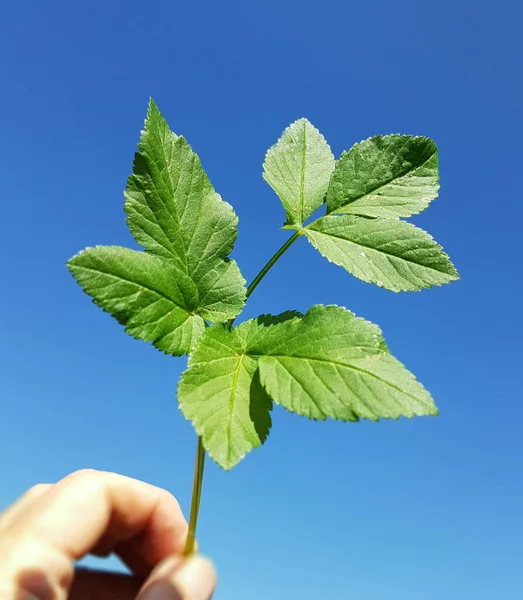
245 230 302 301
183 435 206 555
184 229 302 554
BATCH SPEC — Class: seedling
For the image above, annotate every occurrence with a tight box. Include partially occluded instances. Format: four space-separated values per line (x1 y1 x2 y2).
68 100 459 555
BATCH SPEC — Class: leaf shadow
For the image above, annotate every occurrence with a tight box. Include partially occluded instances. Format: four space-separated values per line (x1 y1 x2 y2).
247 309 304 445
254 310 303 328
249 368 273 444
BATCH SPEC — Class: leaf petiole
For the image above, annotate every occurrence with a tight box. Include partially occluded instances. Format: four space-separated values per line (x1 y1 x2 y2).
247 230 304 301
184 435 206 555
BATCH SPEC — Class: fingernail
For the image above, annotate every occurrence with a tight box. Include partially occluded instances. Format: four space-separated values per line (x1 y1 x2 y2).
139 556 216 600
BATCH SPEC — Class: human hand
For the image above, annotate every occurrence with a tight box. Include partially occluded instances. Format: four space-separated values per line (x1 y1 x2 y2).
0 469 216 599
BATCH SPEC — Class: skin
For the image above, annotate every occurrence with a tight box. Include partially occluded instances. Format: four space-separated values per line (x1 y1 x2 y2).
0 469 216 599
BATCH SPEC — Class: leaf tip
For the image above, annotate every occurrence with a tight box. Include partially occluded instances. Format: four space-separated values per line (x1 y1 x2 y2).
147 96 160 118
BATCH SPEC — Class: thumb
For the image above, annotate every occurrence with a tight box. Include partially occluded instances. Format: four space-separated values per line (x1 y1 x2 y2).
137 555 216 600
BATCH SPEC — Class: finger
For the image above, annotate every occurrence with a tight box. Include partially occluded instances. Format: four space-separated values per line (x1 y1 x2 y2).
86 479 190 576
137 555 216 600
114 529 198 578
0 469 188 595
69 568 142 600
31 470 187 563
0 484 53 529
0 568 143 600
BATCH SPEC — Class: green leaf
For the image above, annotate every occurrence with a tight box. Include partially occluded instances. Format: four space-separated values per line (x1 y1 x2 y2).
67 246 244 356
305 215 459 292
69 100 247 356
125 99 242 282
326 135 439 218
253 305 438 421
178 321 274 470
193 258 247 323
179 307 436 468
263 118 335 226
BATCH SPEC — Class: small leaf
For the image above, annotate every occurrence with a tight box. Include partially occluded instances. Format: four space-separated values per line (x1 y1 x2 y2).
263 118 335 226
193 259 246 323
305 215 459 292
68 246 246 357
178 322 273 470
327 135 439 218
68 246 205 356
253 305 438 421
125 98 243 282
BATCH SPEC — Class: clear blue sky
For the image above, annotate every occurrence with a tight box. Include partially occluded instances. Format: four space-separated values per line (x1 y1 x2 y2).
1 1 522 598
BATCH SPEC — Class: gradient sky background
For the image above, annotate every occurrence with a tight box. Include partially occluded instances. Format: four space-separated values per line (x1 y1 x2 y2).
1 1 522 598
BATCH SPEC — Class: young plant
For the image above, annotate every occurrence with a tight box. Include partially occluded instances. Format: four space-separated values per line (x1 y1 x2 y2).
68 100 459 555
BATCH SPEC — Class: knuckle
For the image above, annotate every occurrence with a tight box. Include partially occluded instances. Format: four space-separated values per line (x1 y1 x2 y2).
25 483 51 499
64 468 105 486
61 468 107 494
67 468 101 480
158 487 182 512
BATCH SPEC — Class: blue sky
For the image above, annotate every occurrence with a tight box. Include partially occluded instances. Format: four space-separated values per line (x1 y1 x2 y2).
1 0 522 598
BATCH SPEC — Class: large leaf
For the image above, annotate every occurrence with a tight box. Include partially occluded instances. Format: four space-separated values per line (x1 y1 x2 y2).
125 99 242 283
305 215 459 292
178 321 275 470
180 306 437 468
67 246 244 356
69 100 246 356
263 118 335 226
326 135 439 218
253 305 438 421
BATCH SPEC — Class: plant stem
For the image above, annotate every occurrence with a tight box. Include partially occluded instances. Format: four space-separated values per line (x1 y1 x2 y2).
183 435 206 555
245 230 302 301
183 229 302 554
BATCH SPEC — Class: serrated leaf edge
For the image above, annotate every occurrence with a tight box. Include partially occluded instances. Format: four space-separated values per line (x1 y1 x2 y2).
262 117 334 226
305 218 460 293
329 134 439 218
